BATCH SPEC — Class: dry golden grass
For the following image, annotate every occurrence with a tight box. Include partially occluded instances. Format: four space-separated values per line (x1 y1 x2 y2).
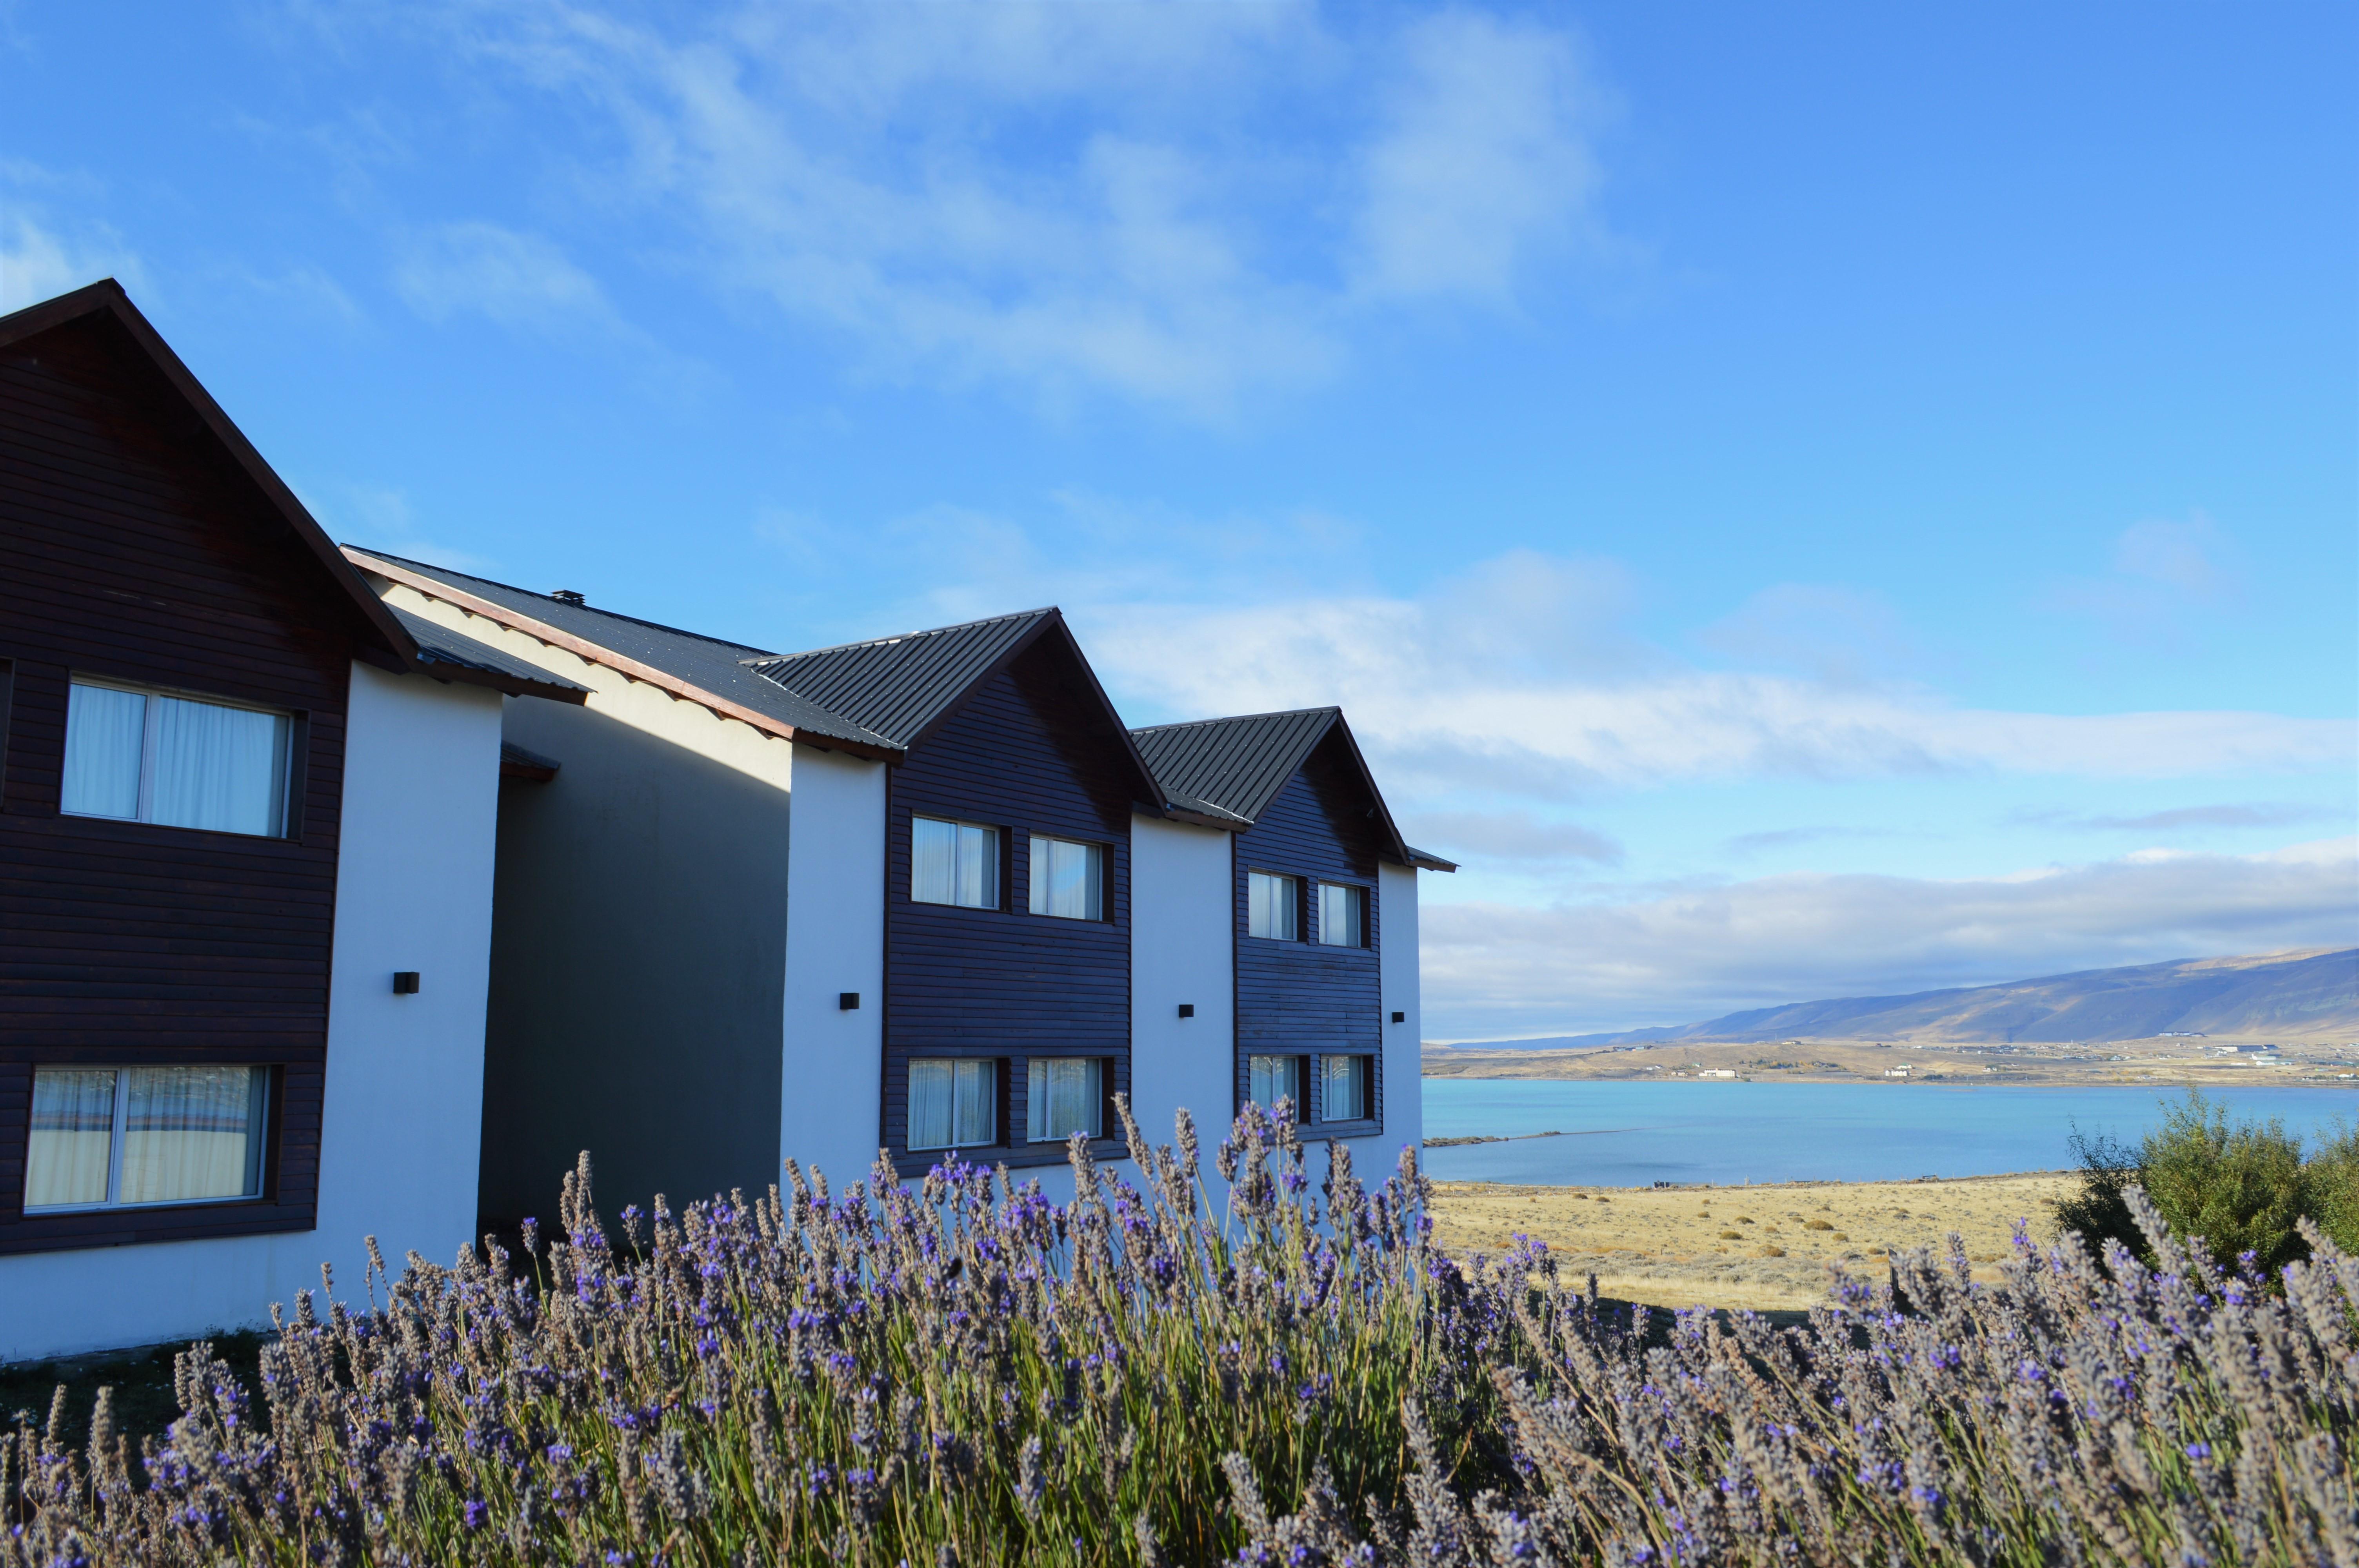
1428 1171 2079 1312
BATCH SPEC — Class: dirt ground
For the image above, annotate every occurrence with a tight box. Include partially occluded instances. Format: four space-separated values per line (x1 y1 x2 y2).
1428 1171 2079 1312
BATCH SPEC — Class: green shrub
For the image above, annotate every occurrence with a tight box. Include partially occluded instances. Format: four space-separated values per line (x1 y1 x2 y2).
2307 1117 2359 1252
2137 1091 2310 1275
2052 1124 2143 1270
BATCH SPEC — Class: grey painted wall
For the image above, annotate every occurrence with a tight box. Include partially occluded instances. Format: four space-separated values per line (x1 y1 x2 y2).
480 694 791 1230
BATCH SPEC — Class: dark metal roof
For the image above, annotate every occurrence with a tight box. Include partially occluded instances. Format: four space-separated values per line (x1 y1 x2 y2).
1129 706 1454 870
1130 708 1338 826
743 609 1056 749
390 606 588 703
500 741 561 781
349 550 898 752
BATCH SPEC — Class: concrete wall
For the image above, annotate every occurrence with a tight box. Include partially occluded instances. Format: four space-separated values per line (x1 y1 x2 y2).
1128 815 1236 1160
0 663 504 1361
378 586 801 1229
1352 860 1426 1178
778 745 886 1189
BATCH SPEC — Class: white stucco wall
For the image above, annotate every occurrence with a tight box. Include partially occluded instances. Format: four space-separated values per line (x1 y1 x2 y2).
779 744 886 1191
1354 860 1426 1176
0 663 504 1362
1127 815 1236 1163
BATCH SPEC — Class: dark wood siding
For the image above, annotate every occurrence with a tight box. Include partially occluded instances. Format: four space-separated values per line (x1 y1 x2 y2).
0 314 358 1254
1231 728 1385 1135
881 636 1135 1169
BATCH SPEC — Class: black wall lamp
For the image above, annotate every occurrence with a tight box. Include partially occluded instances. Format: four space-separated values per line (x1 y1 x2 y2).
393 972 421 995
840 992 861 1011
1177 1003 1195 1018
1391 1011 1405 1024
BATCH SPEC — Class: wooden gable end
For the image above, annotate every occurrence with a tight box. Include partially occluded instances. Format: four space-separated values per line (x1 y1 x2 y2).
880 632 1140 1168
1231 724 1387 1131
0 310 367 1249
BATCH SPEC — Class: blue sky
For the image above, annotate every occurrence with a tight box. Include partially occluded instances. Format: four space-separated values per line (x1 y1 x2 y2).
5 2 2353 1037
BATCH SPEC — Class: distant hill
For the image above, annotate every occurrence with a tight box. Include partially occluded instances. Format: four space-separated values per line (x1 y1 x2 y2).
1436 948 2359 1050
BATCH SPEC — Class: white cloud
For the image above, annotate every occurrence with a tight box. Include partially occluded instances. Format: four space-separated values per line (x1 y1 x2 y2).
0 211 143 313
2046 512 2249 644
393 221 624 337
1421 837 2359 1038
1404 809 1623 866
1083 552 2352 796
347 1 1619 415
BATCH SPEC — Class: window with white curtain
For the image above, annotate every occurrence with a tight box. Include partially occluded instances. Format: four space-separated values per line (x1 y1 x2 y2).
1247 1054 1304 1115
1026 1057 1103 1142
1027 835 1104 920
62 679 292 837
1321 1054 1372 1121
907 1058 996 1149
911 816 1000 908
1317 882 1367 947
1247 871 1299 940
24 1065 269 1210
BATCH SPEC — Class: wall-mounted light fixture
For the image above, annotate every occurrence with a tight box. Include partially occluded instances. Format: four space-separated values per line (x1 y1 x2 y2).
1390 1011 1405 1024
393 972 421 995
1177 1003 1195 1018
840 992 861 1011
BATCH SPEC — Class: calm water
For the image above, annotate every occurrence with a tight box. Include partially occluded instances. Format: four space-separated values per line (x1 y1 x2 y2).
1420 1078 2359 1187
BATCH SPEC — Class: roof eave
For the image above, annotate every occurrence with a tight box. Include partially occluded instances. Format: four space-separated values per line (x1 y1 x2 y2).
347 547 902 760
0 281 418 674
413 655 591 705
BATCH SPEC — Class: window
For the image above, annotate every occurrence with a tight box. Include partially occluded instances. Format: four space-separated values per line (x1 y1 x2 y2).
1247 871 1298 940
907 1058 996 1149
1028 835 1105 920
25 1065 269 1211
1321 1054 1372 1122
1318 882 1367 947
912 817 1000 908
1027 1057 1104 1142
62 679 292 838
1247 1054 1305 1115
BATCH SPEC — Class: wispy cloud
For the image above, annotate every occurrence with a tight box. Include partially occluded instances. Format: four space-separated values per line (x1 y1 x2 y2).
0 209 144 312
2046 512 2250 645
1084 551 2353 798
1404 810 1623 866
2017 802 2349 834
393 221 627 339
328 1 1621 417
1421 837 2359 1038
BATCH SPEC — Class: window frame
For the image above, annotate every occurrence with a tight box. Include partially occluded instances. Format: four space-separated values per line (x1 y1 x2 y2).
909 814 1005 911
22 1063 274 1214
903 1056 1001 1151
1245 1053 1308 1120
1318 1053 1375 1124
1245 869 1303 941
1316 880 1369 948
1024 1055 1108 1143
1026 831 1109 922
60 674 297 840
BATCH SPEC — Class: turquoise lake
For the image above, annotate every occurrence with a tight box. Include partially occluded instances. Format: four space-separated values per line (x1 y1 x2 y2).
1418 1078 2359 1186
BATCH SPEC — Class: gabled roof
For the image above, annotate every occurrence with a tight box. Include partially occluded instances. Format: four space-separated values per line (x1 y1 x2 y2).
389 606 589 704
0 280 417 673
1130 707 1457 870
747 608 1167 807
347 549 900 758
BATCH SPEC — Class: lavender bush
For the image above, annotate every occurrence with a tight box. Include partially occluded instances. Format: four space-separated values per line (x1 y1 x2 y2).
5 1100 2355 1567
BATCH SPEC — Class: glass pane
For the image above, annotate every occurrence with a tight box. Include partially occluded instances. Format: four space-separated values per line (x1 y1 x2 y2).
150 697 288 837
956 822 998 908
1323 1055 1369 1120
118 1066 265 1204
62 684 146 820
951 1059 996 1145
912 817 958 904
1248 1054 1300 1113
1249 873 1297 940
26 1069 117 1209
1027 1057 1102 1142
909 1058 953 1147
1030 837 1102 920
1319 884 1362 946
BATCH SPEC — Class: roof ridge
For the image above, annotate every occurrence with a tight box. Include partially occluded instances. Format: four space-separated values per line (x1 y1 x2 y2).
351 548 781 658
748 606 1059 667
1129 705 1339 736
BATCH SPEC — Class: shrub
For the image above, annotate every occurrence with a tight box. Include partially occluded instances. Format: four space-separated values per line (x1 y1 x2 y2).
2309 1118 2359 1252
2059 1090 2332 1277
5 1103 2356 1567
2053 1122 2143 1267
